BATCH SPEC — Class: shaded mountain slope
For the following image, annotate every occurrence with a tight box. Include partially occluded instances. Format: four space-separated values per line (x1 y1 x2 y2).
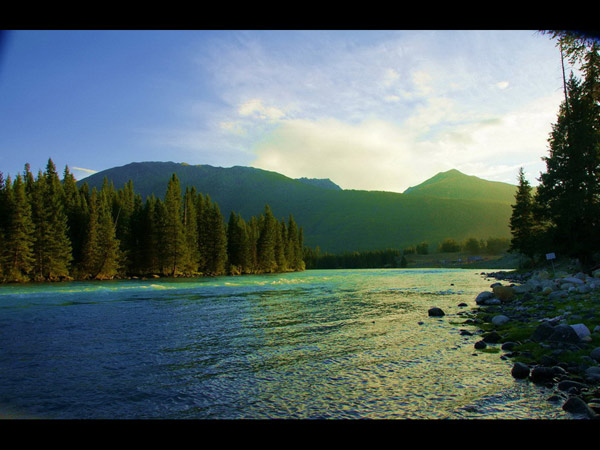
81 162 515 253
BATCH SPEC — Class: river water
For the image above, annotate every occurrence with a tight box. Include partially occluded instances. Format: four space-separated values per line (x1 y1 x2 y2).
0 268 570 419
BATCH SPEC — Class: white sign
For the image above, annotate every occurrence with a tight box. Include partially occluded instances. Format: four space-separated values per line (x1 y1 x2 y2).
546 253 556 260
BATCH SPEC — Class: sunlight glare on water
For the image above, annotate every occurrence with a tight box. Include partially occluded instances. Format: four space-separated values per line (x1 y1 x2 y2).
0 269 569 419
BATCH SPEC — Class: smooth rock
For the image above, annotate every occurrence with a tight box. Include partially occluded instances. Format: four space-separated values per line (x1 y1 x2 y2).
549 324 582 343
562 277 584 285
513 284 532 294
558 380 588 392
428 307 445 317
542 286 554 295
585 366 600 382
548 290 568 301
570 323 591 341
590 347 600 362
577 285 592 294
492 315 510 326
511 362 530 379
474 340 487 349
530 366 557 384
475 291 494 305
483 331 502 343
485 298 502 305
562 396 598 419
501 341 518 351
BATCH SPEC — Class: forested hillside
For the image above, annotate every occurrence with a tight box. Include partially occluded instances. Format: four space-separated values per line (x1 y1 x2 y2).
82 162 516 253
0 160 304 282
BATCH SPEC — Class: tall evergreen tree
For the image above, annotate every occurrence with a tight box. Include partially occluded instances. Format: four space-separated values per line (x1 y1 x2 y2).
181 186 200 275
535 63 600 262
196 193 209 273
153 197 168 275
162 174 186 276
28 160 73 280
509 168 538 260
204 201 228 276
257 205 277 273
275 219 287 272
227 211 244 274
1 175 35 281
142 195 161 275
127 193 146 275
62 166 89 269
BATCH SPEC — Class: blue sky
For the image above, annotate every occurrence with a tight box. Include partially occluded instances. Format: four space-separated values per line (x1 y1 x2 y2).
0 30 568 192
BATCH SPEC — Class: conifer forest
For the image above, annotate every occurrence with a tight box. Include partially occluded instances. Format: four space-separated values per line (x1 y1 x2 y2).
509 35 600 268
0 160 305 283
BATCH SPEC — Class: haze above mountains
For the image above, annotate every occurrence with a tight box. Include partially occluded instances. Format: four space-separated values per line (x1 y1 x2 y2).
81 162 516 254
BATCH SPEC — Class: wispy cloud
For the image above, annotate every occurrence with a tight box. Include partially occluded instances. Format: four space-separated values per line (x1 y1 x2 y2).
70 166 98 180
157 30 564 190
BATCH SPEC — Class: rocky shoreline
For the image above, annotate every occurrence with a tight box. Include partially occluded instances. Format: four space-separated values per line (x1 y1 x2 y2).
464 267 600 419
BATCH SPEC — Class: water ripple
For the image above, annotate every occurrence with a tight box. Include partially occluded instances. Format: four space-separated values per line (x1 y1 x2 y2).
0 269 571 419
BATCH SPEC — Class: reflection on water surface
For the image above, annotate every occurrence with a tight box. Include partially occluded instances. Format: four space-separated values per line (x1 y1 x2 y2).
0 269 569 419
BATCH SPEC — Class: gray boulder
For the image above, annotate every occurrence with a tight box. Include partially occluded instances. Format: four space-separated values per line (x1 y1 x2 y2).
590 347 600 362
585 366 600 383
475 291 494 305
549 324 582 343
562 276 584 285
548 290 568 301
492 315 510 326
570 323 591 341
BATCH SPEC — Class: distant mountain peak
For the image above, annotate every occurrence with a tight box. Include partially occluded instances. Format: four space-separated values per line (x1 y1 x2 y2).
403 168 516 204
295 177 342 190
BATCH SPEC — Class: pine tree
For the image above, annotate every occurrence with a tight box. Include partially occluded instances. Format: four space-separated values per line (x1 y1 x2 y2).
536 34 600 264
275 218 287 272
257 205 277 273
181 186 200 275
285 214 304 271
62 166 89 269
227 211 243 274
535 63 600 262
162 174 186 276
95 188 121 279
246 216 260 273
28 159 73 280
196 193 209 273
153 197 168 275
113 180 135 271
0 172 8 279
509 168 537 260
4 174 35 281
204 201 228 276
142 195 161 275
127 193 146 275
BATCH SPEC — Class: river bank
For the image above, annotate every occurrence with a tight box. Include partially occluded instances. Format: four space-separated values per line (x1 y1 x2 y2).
465 266 600 419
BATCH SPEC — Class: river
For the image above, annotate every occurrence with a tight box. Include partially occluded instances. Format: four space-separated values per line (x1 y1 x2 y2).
0 268 570 419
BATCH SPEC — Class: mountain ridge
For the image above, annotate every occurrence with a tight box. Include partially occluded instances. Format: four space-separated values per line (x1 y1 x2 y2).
403 168 516 204
80 161 516 253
